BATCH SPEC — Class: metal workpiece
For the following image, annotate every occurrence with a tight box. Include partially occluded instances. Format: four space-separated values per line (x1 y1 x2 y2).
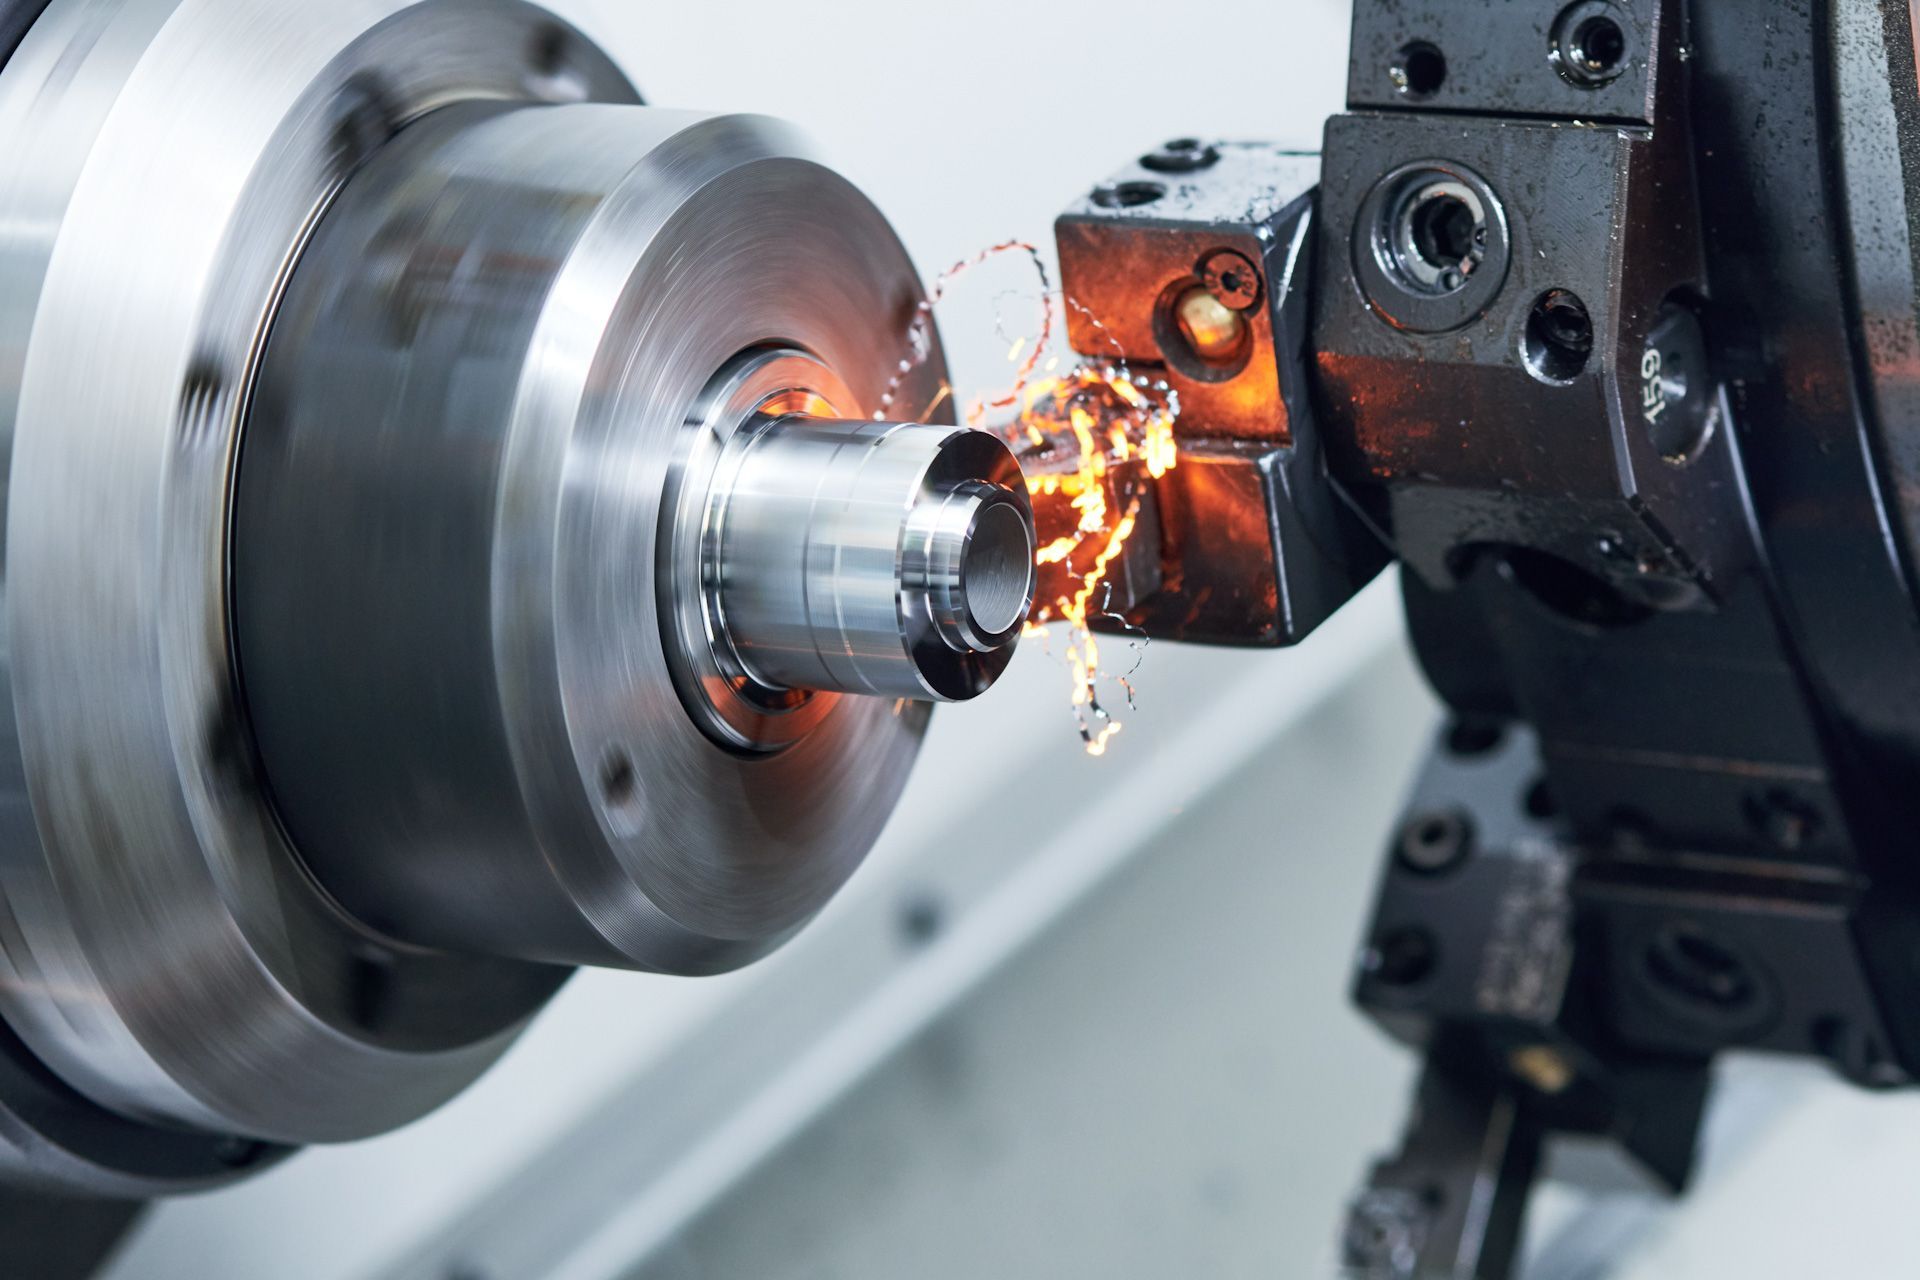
0 0 634 1163
709 415 1033 705
235 97 958 982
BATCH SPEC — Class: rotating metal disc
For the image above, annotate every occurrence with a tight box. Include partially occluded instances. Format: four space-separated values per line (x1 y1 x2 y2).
0 0 636 1144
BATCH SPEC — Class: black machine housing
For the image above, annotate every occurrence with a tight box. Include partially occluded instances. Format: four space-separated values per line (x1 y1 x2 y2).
1052 0 1920 1274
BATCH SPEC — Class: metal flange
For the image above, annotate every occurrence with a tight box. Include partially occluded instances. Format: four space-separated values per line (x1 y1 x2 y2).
0 0 635 1150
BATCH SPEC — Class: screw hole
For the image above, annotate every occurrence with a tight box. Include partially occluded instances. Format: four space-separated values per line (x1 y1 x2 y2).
601 750 636 807
1445 719 1504 757
1576 18 1627 74
1392 41 1447 98
531 24 569 76
1553 4 1632 88
214 1136 267 1169
329 74 398 177
1523 289 1594 384
1397 811 1473 875
1092 180 1167 209
525 24 591 103
898 894 946 949
1643 923 1754 1011
1367 926 1440 987
1140 139 1219 174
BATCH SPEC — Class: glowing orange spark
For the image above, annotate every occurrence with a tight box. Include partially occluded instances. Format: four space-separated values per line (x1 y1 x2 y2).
887 243 1180 754
998 364 1179 753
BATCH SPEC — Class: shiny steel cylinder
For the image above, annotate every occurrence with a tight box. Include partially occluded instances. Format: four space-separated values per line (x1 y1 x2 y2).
712 416 1034 702
230 93 1009 982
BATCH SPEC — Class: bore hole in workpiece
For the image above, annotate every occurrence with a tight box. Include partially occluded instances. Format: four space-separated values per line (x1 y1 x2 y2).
1392 41 1447 98
1523 289 1594 384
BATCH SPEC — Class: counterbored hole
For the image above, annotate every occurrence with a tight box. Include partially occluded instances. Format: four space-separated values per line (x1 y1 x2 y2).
1392 41 1447 98
1396 811 1472 875
1553 4 1632 88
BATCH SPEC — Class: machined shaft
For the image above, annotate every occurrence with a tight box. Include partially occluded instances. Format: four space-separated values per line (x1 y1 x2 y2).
711 416 1034 703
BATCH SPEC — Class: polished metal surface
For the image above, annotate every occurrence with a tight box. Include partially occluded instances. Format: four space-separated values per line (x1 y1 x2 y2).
234 97 967 978
711 414 1033 704
0 0 635 1148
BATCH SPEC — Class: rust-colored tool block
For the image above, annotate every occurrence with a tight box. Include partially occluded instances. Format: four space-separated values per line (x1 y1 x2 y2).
1051 141 1387 646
